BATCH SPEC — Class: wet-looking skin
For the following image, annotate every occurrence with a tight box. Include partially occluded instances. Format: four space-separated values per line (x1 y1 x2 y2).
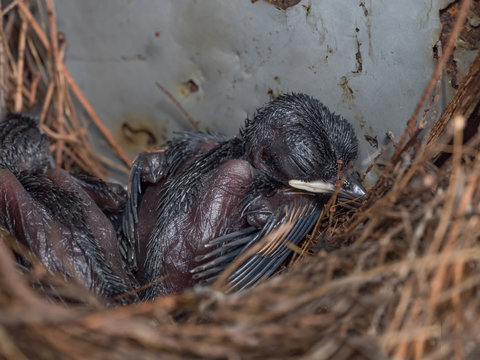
122 93 366 299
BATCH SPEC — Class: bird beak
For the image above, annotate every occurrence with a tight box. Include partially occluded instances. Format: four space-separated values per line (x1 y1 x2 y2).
288 172 366 200
338 171 366 200
288 179 335 193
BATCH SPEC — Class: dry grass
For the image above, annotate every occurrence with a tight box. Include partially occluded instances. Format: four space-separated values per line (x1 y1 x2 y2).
1 0 131 181
1 0 480 359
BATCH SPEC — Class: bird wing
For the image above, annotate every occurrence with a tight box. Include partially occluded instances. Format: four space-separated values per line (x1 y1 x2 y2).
190 201 322 292
72 173 126 228
121 132 227 271
121 150 166 270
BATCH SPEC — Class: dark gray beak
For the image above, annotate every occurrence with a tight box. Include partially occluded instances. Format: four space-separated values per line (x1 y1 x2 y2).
338 171 366 200
288 171 366 200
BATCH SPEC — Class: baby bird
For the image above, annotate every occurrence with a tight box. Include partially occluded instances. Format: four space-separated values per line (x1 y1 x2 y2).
122 93 365 299
0 114 136 303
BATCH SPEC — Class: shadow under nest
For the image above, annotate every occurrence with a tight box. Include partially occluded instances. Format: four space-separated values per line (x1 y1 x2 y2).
1 1 480 359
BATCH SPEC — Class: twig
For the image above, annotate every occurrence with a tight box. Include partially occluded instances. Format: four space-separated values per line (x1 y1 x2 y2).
0 0 20 17
26 34 48 85
40 80 54 123
45 0 66 166
13 16 26 112
94 152 131 177
391 0 472 163
2 14 17 79
17 1 50 51
155 81 199 131
54 38 67 164
62 66 131 168
28 70 41 106
63 86 105 177
428 116 465 254
61 145 104 179
0 2 4 110
428 49 480 148
41 125 83 144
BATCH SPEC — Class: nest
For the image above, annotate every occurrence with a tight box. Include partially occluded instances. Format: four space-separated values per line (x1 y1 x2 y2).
1 1 480 359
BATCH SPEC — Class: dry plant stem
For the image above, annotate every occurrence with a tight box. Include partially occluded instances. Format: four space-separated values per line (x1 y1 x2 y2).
155 81 200 131
418 80 443 155
63 88 106 178
54 40 67 165
67 144 102 177
20 87 30 100
388 135 444 206
382 326 441 350
40 80 54 123
37 328 88 360
428 49 480 148
388 278 412 334
428 78 442 128
0 3 4 110
95 152 130 177
0 327 29 360
13 17 26 112
61 143 103 179
419 85 437 129
26 34 48 84
420 41 442 135
3 36 17 84
28 70 40 106
62 66 131 168
391 0 472 164
0 234 32 302
410 301 424 360
448 160 480 356
16 1 129 174
391 288 418 358
45 0 65 166
436 270 480 305
432 141 480 330
1 0 21 17
113 275 169 302
0 232 72 319
429 117 465 254
4 11 15 40
284 246 480 321
17 1 50 51
64 87 86 144
428 117 465 320
41 125 81 143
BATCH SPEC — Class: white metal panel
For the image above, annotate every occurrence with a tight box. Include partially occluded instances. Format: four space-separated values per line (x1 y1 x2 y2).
56 0 453 183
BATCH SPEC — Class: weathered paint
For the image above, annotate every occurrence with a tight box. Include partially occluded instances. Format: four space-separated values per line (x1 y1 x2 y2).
56 0 476 185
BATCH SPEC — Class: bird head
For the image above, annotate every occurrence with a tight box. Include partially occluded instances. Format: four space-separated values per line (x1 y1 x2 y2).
242 93 366 200
0 113 51 174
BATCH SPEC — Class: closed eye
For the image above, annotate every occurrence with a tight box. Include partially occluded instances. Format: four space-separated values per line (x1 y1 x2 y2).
288 156 306 175
290 147 317 175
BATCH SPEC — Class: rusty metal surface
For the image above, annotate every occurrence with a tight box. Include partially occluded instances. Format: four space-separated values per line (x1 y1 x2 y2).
437 0 480 89
251 0 302 10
